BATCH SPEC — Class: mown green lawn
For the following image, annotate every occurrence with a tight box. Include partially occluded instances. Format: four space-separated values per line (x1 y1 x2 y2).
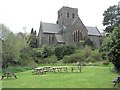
1 66 118 88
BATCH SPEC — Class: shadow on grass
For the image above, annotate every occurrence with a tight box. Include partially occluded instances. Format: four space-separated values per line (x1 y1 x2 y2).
1 78 17 81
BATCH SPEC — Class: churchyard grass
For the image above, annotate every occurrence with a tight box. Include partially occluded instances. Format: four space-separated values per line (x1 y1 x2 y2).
1 66 118 88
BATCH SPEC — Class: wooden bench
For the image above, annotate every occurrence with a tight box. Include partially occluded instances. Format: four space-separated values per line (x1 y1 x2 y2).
112 76 120 87
1 72 17 80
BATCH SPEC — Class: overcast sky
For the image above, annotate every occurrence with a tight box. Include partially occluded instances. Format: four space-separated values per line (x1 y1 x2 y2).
0 0 120 33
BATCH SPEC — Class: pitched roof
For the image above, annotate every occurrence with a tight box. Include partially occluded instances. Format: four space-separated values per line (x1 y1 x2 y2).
86 26 101 36
41 22 62 34
55 34 65 43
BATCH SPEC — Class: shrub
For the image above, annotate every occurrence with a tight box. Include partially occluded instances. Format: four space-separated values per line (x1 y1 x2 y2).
32 50 42 63
102 60 109 65
62 54 84 63
91 51 102 61
86 57 96 63
26 61 38 68
81 46 92 58
41 55 57 64
84 38 94 48
54 45 75 60
42 46 53 58
20 47 35 66
76 42 83 49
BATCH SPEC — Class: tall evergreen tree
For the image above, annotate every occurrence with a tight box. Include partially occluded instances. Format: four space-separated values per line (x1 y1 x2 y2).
28 28 37 48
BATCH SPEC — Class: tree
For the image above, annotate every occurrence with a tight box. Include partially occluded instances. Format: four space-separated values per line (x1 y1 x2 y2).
100 24 120 72
2 32 20 68
28 28 37 48
2 29 31 68
103 5 120 33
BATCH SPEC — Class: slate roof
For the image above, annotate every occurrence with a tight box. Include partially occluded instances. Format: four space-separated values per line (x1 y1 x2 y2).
55 34 65 43
42 22 62 34
86 26 101 36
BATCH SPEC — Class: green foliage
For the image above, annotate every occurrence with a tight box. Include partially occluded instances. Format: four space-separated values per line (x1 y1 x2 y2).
91 50 102 61
2 32 20 68
62 53 84 63
54 45 64 60
2 30 31 68
86 57 96 63
32 50 42 63
41 55 57 64
28 28 37 48
81 46 92 58
76 42 82 49
84 38 94 48
42 46 53 58
103 5 117 26
103 5 119 33
102 60 110 65
100 25 120 72
76 47 102 63
20 47 34 66
54 45 75 60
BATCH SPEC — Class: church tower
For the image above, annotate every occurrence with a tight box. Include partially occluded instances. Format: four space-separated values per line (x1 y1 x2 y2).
57 6 78 25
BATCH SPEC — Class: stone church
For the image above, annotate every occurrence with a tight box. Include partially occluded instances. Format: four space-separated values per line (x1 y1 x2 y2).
38 6 102 48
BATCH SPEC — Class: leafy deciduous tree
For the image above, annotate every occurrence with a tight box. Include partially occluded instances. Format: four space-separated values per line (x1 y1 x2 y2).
100 24 120 72
103 5 120 33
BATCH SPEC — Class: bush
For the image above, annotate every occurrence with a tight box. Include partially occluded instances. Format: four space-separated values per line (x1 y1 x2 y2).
102 60 109 65
62 54 84 63
41 55 57 64
42 46 53 58
84 38 94 48
26 61 38 68
32 50 42 63
86 57 96 63
54 45 75 60
81 46 92 58
20 47 35 66
91 51 102 61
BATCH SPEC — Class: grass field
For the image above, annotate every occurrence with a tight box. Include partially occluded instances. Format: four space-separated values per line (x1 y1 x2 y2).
1 66 118 88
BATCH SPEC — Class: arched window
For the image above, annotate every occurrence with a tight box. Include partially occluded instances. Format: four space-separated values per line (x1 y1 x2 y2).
61 13 62 16
67 12 69 18
78 30 80 42
75 31 77 42
73 32 75 42
73 30 81 42
58 14 60 18
72 13 75 18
